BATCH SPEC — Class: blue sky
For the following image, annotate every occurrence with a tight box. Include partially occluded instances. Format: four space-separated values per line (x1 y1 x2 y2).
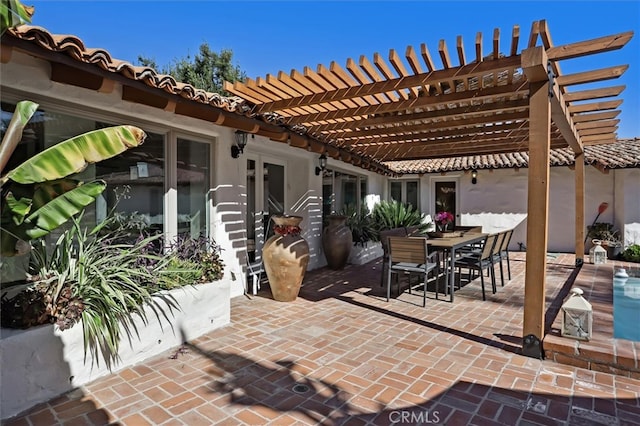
25 1 640 138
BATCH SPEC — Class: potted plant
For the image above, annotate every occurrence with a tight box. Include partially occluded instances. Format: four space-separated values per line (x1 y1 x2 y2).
434 211 455 233
338 205 382 266
586 222 623 259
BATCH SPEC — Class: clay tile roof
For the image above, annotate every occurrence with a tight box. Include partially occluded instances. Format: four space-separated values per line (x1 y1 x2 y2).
6 25 249 114
385 138 640 174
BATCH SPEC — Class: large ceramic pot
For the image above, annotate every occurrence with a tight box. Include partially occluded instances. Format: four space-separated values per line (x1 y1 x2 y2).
263 215 310 302
322 215 353 270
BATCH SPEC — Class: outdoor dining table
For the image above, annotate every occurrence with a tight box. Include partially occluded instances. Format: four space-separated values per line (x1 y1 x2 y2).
426 232 488 302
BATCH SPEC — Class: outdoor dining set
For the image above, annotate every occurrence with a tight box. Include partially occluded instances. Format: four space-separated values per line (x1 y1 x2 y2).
381 226 514 306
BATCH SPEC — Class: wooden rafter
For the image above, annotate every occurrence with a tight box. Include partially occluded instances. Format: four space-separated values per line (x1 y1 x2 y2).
221 19 631 173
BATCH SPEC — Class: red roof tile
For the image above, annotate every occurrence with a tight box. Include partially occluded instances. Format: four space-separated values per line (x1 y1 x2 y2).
386 139 640 174
6 25 249 114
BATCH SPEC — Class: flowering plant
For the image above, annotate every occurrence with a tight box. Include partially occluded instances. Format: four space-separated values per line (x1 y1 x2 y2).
274 224 301 236
434 211 455 231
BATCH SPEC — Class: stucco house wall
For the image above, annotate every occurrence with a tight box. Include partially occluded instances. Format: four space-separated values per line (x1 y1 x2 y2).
411 165 626 254
1 49 390 297
615 168 640 247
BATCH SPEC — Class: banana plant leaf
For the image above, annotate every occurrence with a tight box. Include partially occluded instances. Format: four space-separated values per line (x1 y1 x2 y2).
1 180 106 255
0 100 39 174
1 125 146 185
0 0 34 35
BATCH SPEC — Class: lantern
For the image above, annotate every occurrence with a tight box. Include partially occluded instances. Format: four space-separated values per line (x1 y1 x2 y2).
589 239 607 264
561 288 592 341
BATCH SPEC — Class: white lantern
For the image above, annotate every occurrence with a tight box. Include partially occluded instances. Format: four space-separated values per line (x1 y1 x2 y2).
561 288 592 340
589 239 607 264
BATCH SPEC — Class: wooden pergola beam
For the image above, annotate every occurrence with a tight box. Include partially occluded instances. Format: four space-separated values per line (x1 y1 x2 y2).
575 119 619 130
236 55 522 113
563 85 625 102
550 82 583 154
341 121 528 144
578 126 617 137
556 65 628 86
572 110 620 123
285 82 527 125
308 99 529 133
568 99 623 114
546 31 633 60
357 134 566 160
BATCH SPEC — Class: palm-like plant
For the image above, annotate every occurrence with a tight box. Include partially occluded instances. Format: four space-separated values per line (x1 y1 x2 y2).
0 100 147 256
339 204 379 246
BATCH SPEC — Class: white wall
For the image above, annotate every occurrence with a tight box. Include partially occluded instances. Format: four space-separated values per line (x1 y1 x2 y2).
415 166 623 253
615 168 640 248
0 50 385 298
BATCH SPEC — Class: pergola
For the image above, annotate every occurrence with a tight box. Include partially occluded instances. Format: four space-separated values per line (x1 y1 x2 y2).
225 20 633 358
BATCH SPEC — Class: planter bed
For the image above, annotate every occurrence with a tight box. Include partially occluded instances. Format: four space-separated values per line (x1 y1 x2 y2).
0 280 231 420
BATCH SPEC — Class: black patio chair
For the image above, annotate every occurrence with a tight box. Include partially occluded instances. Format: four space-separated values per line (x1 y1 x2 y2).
386 236 439 307
454 233 498 301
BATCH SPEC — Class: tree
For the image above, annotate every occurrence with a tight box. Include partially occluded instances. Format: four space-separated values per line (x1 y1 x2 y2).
138 43 246 96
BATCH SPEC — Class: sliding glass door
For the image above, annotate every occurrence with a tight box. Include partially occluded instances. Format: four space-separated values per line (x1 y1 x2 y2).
246 157 285 263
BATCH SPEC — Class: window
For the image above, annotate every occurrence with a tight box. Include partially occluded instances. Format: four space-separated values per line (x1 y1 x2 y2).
176 138 210 238
246 157 285 262
1 102 166 235
321 169 367 220
389 180 419 208
96 126 165 233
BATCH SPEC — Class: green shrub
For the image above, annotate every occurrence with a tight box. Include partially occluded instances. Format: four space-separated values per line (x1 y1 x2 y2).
161 234 225 285
621 244 640 263
3 214 176 369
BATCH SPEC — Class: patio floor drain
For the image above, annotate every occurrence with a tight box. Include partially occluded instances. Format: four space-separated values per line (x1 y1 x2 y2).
292 384 310 394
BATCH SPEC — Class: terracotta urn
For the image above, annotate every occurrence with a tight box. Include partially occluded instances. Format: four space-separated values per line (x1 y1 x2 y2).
322 215 353 270
262 215 310 302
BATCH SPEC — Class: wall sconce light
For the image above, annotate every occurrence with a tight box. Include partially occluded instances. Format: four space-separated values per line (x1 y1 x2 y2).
315 154 327 176
231 130 248 158
471 169 478 185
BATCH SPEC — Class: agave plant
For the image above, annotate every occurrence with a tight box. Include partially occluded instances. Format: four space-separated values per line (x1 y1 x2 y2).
371 200 430 234
0 100 147 256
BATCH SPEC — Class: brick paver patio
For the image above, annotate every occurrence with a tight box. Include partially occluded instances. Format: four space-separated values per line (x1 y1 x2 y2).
5 252 640 425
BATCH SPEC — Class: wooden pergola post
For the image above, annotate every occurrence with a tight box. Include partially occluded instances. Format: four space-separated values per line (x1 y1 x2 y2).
575 153 585 265
521 46 551 358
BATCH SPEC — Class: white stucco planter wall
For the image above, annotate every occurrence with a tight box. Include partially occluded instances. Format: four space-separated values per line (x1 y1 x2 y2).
348 242 384 265
0 280 231 420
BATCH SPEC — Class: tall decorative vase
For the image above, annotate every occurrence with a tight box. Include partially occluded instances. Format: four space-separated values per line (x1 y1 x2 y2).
262 215 310 302
322 215 353 270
